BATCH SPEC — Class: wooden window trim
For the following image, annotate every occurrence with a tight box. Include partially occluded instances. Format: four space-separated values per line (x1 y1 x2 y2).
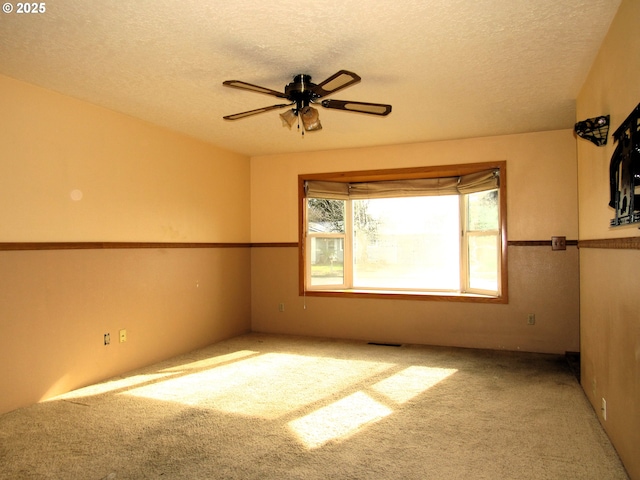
298 161 508 304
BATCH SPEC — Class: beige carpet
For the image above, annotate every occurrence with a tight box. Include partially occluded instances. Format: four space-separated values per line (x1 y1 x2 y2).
0 334 628 479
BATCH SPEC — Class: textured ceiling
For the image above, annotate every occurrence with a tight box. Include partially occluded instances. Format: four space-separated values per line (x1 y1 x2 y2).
0 0 621 157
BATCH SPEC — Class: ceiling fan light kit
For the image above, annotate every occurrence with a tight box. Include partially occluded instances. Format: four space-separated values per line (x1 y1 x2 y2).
223 70 391 134
300 106 322 131
280 109 297 129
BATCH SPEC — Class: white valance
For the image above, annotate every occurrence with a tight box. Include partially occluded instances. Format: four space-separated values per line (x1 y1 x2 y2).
305 169 499 199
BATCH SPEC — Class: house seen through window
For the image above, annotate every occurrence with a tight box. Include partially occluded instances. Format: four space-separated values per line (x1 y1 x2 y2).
299 162 507 302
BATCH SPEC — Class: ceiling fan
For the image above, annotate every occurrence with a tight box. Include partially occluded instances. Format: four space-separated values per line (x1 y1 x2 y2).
222 70 392 133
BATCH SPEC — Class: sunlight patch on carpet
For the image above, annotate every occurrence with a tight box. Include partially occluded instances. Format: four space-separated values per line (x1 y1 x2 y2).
371 366 457 404
289 392 393 449
122 353 394 419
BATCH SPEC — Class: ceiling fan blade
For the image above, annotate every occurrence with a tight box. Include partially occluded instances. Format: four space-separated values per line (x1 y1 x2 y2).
223 80 287 98
311 70 361 97
223 103 293 120
321 99 392 116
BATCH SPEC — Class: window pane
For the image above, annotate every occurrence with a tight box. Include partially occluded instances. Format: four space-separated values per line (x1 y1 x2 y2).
468 234 498 292
353 197 460 290
307 199 345 233
467 190 498 231
310 237 344 286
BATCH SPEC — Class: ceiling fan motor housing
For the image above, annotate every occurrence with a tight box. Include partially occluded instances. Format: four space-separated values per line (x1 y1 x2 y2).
285 74 319 112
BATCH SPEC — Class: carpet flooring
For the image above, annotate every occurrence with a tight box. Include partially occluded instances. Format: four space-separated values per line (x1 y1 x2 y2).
0 333 629 479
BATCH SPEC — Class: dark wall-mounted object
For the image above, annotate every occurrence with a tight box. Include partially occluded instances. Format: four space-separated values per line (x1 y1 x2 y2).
575 115 610 146
551 236 566 251
609 103 640 227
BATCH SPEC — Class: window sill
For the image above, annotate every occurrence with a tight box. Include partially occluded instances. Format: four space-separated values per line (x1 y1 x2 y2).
302 289 507 304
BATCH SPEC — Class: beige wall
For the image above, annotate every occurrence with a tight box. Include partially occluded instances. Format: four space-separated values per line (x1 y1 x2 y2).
0 248 251 414
0 76 251 414
250 130 581 354
251 130 578 243
0 74 249 243
576 0 640 477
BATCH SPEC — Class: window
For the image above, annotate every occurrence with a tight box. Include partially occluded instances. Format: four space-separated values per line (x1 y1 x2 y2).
299 162 507 303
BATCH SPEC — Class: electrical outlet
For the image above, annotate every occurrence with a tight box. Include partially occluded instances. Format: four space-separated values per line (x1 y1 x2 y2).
104 333 110 345
527 313 536 325
119 329 127 343
278 303 285 312
602 397 607 421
